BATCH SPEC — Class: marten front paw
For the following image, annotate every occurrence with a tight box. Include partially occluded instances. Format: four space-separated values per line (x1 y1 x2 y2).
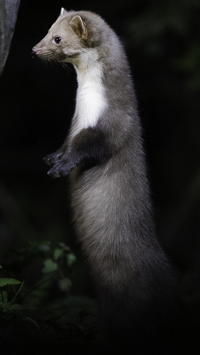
43 151 63 166
47 160 75 178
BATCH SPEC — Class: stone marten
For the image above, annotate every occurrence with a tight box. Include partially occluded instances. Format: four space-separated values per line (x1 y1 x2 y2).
32 8 180 351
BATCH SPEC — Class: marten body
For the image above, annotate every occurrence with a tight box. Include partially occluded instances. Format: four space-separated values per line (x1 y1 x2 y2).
33 9 179 350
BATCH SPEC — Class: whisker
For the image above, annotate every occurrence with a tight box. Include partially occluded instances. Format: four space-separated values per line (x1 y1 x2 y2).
60 62 72 74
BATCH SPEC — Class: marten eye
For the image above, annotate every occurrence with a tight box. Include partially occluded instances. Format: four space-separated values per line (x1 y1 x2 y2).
54 36 62 44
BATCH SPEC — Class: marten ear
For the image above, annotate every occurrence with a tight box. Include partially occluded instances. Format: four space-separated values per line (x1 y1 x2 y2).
69 15 88 40
60 7 67 16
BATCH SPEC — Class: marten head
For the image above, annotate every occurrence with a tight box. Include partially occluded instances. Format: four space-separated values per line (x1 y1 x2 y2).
32 8 107 66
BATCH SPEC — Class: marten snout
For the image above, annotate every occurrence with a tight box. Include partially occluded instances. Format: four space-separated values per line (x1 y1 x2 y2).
32 46 40 55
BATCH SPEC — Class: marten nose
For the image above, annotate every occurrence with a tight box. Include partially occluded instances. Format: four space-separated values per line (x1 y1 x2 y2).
32 46 39 55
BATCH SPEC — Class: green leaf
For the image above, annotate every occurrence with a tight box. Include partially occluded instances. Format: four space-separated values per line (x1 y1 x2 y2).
0 265 3 269
38 241 51 253
53 248 63 260
58 278 72 292
1 302 12 310
0 289 8 303
0 278 21 287
29 240 51 253
59 242 71 252
42 258 58 274
66 253 76 267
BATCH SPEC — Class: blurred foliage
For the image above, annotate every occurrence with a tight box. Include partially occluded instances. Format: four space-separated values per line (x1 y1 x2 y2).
126 0 200 93
1 241 74 312
0 270 22 314
0 240 93 315
0 242 98 352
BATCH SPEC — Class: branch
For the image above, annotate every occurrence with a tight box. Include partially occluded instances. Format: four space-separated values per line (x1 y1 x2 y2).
0 0 20 76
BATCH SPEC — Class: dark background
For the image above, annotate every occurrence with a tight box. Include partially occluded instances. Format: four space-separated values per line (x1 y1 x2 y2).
1 0 200 303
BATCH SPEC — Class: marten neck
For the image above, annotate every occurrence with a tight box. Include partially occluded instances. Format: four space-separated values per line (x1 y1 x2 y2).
73 55 107 135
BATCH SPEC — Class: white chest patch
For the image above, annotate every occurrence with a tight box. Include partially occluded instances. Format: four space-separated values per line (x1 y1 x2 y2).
71 59 107 137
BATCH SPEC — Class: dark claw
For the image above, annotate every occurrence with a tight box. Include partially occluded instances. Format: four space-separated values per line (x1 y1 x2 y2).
43 156 54 166
47 167 61 179
43 151 63 166
46 160 75 178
